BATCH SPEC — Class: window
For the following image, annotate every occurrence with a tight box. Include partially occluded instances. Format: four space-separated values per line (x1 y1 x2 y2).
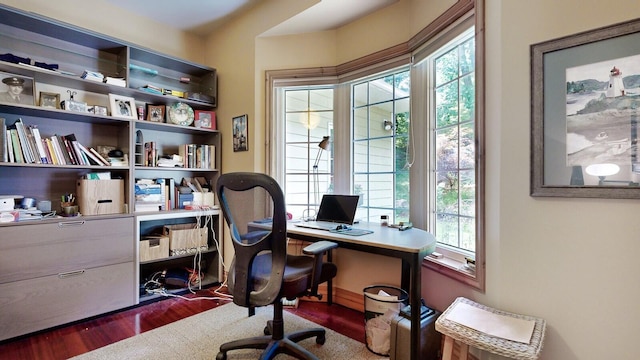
432 31 476 254
282 88 334 220
352 69 411 223
267 5 483 290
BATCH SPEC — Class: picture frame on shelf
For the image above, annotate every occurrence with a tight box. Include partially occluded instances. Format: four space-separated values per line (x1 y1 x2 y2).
108 93 137 119
39 91 60 109
531 18 640 199
146 104 165 122
195 110 216 129
232 114 248 152
0 71 34 106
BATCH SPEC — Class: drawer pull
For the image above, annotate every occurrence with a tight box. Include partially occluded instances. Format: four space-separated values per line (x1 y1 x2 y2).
58 220 85 228
58 269 86 278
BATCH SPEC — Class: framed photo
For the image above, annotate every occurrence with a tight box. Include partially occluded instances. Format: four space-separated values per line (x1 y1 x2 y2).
531 18 640 199
39 92 60 109
195 110 216 129
0 71 34 106
146 104 165 122
108 93 137 120
232 114 248 152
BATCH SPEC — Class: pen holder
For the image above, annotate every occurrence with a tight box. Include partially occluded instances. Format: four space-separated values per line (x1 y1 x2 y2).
61 202 79 217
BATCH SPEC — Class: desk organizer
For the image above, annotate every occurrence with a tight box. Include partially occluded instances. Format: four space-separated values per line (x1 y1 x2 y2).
77 179 125 215
163 224 208 256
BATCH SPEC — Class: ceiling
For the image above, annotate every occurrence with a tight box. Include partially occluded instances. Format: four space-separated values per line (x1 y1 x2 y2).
105 0 397 36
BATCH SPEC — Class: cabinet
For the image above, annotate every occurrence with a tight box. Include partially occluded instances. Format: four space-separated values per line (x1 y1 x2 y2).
0 4 222 340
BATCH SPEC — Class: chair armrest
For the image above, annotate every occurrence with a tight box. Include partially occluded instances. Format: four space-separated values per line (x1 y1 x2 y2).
303 240 338 255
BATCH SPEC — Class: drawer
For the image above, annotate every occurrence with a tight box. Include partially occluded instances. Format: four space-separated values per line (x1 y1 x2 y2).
0 217 134 284
0 261 136 341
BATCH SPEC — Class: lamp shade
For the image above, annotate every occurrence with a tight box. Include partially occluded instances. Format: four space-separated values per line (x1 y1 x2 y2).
318 136 330 150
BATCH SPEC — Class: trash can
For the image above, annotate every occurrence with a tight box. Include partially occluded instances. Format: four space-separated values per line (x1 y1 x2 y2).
364 285 408 356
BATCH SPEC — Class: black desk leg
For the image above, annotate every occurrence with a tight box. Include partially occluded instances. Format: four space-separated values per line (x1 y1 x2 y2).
327 249 333 305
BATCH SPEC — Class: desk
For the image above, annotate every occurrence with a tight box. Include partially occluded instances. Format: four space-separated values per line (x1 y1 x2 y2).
251 221 436 360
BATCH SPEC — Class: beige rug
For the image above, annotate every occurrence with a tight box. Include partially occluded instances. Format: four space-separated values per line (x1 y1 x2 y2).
71 302 387 359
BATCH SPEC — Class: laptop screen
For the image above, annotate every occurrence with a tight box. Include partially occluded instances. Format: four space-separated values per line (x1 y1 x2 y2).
315 194 360 224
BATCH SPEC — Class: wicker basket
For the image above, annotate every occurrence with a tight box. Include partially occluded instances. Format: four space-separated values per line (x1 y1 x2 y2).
435 297 546 360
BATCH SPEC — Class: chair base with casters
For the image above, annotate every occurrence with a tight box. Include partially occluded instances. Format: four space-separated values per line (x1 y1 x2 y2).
216 300 326 360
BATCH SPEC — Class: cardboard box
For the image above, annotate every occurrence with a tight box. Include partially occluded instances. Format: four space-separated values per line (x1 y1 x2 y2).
163 224 208 256
77 179 125 215
140 235 169 262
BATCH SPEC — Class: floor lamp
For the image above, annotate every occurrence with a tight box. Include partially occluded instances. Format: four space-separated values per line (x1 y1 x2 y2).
313 136 331 214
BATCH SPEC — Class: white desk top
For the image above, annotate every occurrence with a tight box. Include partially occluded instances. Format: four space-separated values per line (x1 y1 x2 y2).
253 221 436 255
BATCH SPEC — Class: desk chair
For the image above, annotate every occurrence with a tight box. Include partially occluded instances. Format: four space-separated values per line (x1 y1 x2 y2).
215 172 338 360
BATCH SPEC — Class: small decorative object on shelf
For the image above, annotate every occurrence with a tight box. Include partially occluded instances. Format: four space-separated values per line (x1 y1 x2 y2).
61 90 87 113
167 102 194 126
108 93 137 119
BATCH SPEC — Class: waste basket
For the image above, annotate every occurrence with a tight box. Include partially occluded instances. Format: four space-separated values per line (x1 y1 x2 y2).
363 285 408 356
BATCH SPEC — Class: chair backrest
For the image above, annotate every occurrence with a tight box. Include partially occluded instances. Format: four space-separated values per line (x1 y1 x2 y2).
216 172 287 308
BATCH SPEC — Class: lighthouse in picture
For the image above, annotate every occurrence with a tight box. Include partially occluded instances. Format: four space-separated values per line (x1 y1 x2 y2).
606 66 625 97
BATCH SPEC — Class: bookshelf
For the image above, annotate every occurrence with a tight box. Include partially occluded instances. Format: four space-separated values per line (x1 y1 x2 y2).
0 4 222 341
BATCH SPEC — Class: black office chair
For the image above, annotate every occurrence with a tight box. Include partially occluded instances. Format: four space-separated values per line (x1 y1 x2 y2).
215 172 338 360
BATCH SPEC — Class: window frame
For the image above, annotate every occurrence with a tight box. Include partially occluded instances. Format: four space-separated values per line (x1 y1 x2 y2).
265 0 484 291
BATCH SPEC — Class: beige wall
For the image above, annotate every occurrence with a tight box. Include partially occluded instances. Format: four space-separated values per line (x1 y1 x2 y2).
7 0 640 359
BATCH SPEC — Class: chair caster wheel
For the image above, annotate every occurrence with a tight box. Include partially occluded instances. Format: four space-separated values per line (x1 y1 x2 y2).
316 334 326 345
216 352 227 360
264 326 271 335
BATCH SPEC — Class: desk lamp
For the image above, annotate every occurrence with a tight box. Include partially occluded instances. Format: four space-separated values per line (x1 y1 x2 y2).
313 136 331 211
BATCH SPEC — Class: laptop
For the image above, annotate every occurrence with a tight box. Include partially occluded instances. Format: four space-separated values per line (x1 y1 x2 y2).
295 194 360 231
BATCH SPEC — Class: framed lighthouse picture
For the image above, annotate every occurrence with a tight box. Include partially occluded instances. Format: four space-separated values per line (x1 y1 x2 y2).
531 18 640 199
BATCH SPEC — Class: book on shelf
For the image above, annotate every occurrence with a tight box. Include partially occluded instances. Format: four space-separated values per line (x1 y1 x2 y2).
0 117 6 163
30 126 48 164
5 129 14 163
9 128 23 163
81 70 104 82
14 119 36 163
104 77 126 87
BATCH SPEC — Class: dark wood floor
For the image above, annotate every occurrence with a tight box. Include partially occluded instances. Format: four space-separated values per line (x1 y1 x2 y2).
0 287 365 360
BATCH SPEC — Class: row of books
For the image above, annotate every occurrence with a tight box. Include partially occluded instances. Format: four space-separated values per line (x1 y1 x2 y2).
178 144 216 169
1 118 110 166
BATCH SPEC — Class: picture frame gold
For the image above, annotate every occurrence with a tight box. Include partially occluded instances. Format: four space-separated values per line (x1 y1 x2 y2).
39 91 60 109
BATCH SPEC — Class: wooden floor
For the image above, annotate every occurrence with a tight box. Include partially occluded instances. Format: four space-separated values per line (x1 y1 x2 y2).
0 286 366 360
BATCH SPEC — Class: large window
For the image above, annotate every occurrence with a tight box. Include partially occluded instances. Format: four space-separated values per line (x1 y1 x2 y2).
353 69 411 223
282 88 334 220
268 6 483 290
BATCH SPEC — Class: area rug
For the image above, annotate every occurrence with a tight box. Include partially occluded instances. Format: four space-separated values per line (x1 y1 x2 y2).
71 302 386 359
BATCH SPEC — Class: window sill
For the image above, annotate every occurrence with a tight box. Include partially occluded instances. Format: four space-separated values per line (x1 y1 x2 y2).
423 251 484 291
